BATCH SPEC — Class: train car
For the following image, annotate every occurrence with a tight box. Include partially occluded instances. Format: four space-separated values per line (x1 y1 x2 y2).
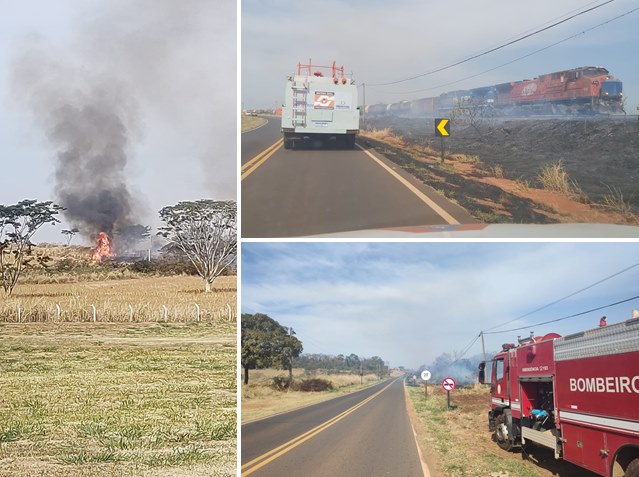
408 96 438 116
438 90 471 111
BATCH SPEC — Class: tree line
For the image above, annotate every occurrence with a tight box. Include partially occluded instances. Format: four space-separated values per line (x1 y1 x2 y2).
241 312 389 385
0 199 236 296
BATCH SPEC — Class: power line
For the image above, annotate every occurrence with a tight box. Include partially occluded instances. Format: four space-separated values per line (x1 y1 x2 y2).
451 259 639 361
485 260 639 333
380 5 639 96
484 294 639 335
366 0 615 87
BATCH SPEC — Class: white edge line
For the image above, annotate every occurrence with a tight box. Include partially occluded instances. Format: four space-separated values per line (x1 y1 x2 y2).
403 381 431 477
357 144 459 225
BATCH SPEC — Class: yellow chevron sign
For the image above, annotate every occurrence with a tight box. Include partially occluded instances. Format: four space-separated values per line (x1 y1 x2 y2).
435 118 450 137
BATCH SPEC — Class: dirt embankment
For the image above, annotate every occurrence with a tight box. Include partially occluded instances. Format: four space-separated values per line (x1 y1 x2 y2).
362 116 639 225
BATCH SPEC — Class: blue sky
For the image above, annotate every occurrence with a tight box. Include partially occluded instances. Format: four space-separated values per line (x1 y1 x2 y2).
242 0 639 112
241 242 639 368
0 0 236 244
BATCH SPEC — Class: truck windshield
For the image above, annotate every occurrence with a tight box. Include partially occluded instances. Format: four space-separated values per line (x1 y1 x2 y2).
601 80 622 97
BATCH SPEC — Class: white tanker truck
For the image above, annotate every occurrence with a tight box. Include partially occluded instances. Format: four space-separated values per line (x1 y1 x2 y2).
281 60 359 149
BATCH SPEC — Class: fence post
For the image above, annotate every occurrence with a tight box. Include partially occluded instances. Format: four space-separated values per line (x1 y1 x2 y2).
195 303 201 323
226 303 232 321
56 304 61 322
91 304 96 322
17 305 21 323
129 304 134 322
163 305 168 322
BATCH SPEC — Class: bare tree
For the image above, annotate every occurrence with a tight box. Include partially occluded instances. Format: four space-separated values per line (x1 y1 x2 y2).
1 200 64 295
158 200 236 292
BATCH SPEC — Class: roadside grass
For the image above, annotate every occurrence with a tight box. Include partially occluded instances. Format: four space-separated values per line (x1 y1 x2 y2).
600 184 638 223
0 275 236 323
241 369 388 422
0 323 236 477
241 114 267 132
536 161 585 200
406 385 540 477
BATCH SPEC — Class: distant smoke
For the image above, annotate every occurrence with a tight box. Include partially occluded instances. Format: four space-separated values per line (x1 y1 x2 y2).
12 0 236 238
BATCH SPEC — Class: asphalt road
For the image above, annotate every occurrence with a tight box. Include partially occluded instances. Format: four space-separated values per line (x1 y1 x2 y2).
241 377 426 477
241 118 476 237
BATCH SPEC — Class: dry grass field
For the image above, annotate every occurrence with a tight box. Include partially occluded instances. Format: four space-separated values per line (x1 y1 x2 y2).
0 276 236 323
241 369 392 423
0 321 236 477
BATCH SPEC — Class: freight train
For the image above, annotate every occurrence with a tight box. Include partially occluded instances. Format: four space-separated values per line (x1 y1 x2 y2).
365 66 624 117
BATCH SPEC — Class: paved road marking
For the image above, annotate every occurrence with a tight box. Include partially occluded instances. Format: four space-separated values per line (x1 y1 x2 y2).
241 378 399 476
357 144 460 225
241 138 283 180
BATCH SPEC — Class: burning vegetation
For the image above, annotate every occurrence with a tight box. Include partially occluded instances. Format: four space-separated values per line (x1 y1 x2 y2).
91 232 114 263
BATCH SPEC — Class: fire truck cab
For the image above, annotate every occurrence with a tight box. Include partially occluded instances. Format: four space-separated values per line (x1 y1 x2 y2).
480 316 639 477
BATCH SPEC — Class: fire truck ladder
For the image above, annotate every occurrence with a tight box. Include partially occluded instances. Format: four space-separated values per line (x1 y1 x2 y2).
291 80 308 127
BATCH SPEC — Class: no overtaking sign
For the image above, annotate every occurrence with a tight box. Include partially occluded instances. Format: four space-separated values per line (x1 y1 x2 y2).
442 377 456 392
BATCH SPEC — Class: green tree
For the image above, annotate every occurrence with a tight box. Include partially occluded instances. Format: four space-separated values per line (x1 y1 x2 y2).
241 313 303 385
0 200 64 295
61 227 79 246
158 200 236 292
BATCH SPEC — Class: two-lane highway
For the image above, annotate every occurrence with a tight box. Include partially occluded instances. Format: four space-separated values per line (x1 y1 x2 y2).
241 377 427 477
241 118 476 237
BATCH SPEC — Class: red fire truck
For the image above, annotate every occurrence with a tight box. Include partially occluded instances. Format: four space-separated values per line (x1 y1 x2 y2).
479 314 639 476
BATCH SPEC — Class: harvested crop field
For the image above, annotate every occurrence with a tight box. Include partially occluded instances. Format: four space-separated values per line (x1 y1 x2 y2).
362 116 639 225
0 276 236 323
0 322 237 477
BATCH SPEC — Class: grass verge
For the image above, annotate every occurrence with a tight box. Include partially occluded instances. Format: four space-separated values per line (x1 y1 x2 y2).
406 385 540 477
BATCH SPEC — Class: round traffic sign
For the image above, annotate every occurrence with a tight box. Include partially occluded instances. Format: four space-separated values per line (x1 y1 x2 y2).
421 370 431 381
442 377 456 392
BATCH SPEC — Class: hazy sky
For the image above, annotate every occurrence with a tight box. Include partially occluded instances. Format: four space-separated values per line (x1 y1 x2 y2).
242 0 639 112
242 242 639 369
0 0 236 244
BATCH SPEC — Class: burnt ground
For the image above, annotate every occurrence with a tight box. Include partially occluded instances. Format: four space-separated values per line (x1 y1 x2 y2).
361 116 639 224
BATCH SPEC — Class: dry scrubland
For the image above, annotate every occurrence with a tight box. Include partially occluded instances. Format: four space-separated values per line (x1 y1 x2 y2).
241 369 389 423
406 384 594 477
0 322 236 477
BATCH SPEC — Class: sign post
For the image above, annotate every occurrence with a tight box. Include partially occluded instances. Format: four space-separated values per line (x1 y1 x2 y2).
421 370 431 399
435 118 450 162
442 377 456 409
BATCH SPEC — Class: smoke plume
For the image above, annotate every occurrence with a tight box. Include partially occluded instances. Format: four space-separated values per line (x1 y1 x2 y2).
11 0 236 240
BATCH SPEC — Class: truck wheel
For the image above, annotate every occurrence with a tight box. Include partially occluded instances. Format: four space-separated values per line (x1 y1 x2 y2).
494 414 513 451
345 135 356 149
626 458 639 477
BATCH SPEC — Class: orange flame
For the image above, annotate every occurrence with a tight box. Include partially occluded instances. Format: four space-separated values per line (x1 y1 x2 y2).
92 232 114 263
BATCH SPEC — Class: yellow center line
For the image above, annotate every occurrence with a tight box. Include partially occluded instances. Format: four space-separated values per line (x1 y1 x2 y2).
241 379 398 476
357 144 460 225
241 138 284 180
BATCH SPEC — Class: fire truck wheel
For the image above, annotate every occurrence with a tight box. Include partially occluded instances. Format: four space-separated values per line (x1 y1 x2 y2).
626 458 639 477
494 414 513 451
